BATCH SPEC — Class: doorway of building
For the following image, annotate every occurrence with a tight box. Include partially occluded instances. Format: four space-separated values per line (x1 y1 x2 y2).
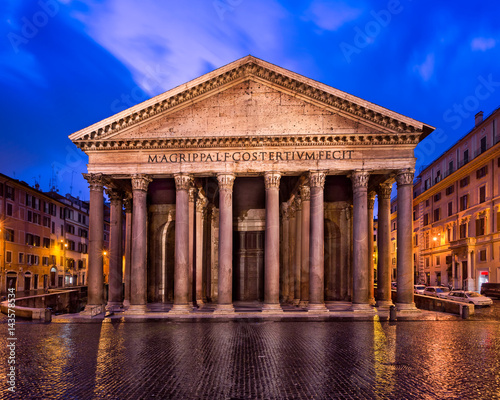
233 231 264 302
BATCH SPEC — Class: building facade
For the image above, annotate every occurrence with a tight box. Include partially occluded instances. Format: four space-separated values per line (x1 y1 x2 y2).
69 56 433 314
0 174 90 294
410 109 500 290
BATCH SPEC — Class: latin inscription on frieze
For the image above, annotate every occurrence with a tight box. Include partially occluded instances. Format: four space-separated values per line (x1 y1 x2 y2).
148 150 353 163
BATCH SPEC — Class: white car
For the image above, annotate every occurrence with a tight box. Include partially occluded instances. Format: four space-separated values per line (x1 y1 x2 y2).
447 291 493 306
423 286 450 298
414 285 426 294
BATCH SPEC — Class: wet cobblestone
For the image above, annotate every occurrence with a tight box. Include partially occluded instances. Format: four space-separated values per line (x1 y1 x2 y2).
1 318 500 399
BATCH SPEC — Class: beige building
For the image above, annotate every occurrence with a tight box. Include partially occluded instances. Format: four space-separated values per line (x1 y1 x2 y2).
0 173 90 294
391 108 500 291
69 56 433 314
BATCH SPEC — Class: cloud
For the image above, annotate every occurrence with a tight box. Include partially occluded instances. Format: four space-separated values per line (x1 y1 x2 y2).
70 0 289 97
414 53 435 82
303 0 363 31
471 37 496 51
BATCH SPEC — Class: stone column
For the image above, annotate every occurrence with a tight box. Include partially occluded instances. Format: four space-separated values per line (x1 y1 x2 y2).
263 172 283 313
123 197 133 308
299 183 310 308
129 174 152 313
376 182 393 308
288 202 296 303
82 173 105 312
351 170 373 311
466 250 474 290
214 173 235 314
170 173 192 313
396 169 417 311
281 202 290 303
188 187 196 306
367 192 376 306
106 188 123 310
293 197 302 305
308 171 328 312
195 192 208 306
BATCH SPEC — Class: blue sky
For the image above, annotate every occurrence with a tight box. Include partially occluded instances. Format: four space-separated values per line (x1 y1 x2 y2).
2 0 500 199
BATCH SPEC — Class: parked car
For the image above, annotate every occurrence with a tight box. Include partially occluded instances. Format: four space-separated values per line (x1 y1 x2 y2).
423 286 450 298
414 285 426 294
447 291 493 306
480 283 500 299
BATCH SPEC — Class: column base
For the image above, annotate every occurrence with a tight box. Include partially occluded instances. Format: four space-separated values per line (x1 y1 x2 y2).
307 303 329 313
292 299 300 306
298 300 309 308
396 302 420 313
376 300 394 309
350 303 376 312
213 304 235 314
123 300 131 308
124 304 148 314
80 304 105 316
106 302 123 312
369 297 376 306
195 299 204 307
261 303 283 313
169 304 192 314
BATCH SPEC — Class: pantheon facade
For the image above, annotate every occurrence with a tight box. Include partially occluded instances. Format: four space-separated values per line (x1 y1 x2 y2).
70 56 434 314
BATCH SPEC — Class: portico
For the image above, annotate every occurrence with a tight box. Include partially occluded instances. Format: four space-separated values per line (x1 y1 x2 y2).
70 56 433 314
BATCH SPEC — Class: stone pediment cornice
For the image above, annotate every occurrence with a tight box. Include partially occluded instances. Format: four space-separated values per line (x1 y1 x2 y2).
74 133 420 151
69 56 434 144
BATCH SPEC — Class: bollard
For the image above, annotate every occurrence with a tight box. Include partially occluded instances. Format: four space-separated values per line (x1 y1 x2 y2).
44 308 52 323
461 305 469 319
389 305 397 322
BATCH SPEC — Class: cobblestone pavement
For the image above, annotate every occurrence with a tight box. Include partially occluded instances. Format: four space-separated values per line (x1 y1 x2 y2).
1 317 500 400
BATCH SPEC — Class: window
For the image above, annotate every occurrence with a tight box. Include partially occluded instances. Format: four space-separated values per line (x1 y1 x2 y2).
459 223 467 239
460 195 468 211
479 186 486 203
33 213 41 225
4 229 14 242
435 256 440 266
43 216 50 227
446 185 454 195
6 251 12 263
43 237 50 248
476 166 488 179
479 250 487 262
68 241 75 251
446 255 452 264
425 199 430 207
18 253 24 264
459 176 470 188
5 185 15 200
27 254 34 265
476 217 485 236
66 224 75 234
434 193 441 202
51 222 55 234
448 202 453 217
434 208 441 222
51 255 56 265
27 210 32 222
480 136 487 153
392 258 396 265
42 256 49 266
447 228 452 242
463 149 469 164
424 178 431 190
425 258 430 268
423 214 429 226
49 203 56 216
6 203 13 216
0 182 3 197
435 171 441 184
448 161 454 174
414 235 418 246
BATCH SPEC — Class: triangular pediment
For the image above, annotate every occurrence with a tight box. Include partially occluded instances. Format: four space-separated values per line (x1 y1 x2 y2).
69 55 434 146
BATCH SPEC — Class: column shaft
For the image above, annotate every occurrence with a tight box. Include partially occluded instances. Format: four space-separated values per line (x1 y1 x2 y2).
215 173 235 313
367 193 375 306
281 204 290 303
106 189 123 309
123 198 132 307
396 169 416 310
83 173 105 310
376 183 393 307
293 199 302 305
299 184 310 308
188 188 196 305
171 174 191 313
195 194 207 306
263 172 282 312
288 206 296 303
308 171 327 312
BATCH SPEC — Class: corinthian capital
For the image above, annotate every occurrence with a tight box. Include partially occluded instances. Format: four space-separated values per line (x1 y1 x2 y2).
123 196 133 213
196 195 208 213
188 187 197 203
174 173 191 191
217 173 235 191
105 188 123 204
396 169 414 186
377 182 393 199
264 172 281 190
299 184 310 201
131 174 152 192
309 171 326 189
368 192 376 209
83 173 105 192
350 170 370 191
294 197 302 211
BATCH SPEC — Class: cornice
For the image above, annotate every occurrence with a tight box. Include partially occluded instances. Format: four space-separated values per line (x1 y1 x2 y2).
70 57 431 144
73 133 420 151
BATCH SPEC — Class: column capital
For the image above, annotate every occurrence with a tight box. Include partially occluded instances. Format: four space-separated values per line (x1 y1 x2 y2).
309 171 326 189
294 196 302 211
123 196 133 213
83 173 105 191
350 170 370 190
196 195 208 212
217 173 235 191
396 169 415 186
105 188 123 205
174 173 192 191
299 183 310 201
377 182 393 199
281 202 290 219
188 186 197 203
131 174 152 192
264 172 281 189
368 191 376 209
